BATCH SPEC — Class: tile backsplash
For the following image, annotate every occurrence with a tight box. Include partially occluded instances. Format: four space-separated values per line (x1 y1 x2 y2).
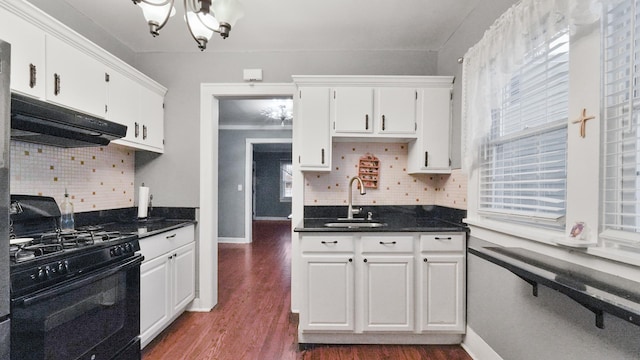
10 141 135 212
304 142 467 209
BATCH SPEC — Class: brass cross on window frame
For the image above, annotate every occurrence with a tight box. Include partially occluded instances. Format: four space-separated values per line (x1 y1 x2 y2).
572 108 595 138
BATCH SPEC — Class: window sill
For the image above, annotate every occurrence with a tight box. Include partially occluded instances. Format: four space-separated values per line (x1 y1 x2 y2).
465 217 640 270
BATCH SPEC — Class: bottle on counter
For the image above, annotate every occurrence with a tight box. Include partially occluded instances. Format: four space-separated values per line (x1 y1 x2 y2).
60 189 75 232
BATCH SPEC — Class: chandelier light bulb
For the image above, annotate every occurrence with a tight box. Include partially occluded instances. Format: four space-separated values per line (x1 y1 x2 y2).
133 0 243 49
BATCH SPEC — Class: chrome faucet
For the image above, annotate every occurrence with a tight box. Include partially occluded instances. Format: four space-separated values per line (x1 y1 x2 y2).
347 176 366 219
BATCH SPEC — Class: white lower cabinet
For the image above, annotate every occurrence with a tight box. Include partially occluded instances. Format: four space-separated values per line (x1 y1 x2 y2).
419 234 465 332
300 235 355 331
419 255 464 331
299 232 465 343
361 235 414 332
139 225 196 348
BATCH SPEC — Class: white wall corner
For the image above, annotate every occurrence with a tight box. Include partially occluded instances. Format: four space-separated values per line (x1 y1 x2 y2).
461 326 503 360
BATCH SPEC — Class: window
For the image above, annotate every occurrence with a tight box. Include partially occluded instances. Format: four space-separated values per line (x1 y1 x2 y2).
602 0 640 251
463 0 640 266
280 161 292 202
478 28 570 228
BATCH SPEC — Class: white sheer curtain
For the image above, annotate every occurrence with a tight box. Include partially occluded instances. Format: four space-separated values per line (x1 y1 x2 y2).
461 0 601 172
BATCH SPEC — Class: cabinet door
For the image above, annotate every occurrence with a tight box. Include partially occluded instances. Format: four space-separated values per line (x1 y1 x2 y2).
0 7 46 98
377 88 417 134
45 35 106 117
421 87 451 170
333 87 374 133
419 255 464 332
139 85 165 152
297 87 331 169
361 255 414 331
172 242 196 313
300 255 355 331
140 254 171 347
106 71 138 140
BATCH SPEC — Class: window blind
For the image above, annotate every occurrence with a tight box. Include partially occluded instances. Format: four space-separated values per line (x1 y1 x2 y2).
602 0 640 249
479 29 569 226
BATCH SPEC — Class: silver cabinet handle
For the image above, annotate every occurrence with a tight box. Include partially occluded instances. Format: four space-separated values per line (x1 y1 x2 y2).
434 237 452 240
29 64 36 88
321 240 338 244
365 114 369 130
166 234 177 239
379 241 397 245
382 115 386 131
54 73 61 95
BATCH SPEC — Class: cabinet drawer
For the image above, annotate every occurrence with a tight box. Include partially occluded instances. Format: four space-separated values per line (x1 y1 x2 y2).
361 235 414 253
301 236 354 253
139 225 195 261
420 234 464 252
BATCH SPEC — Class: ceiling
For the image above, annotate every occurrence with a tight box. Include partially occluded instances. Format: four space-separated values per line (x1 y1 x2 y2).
57 0 482 126
60 0 482 54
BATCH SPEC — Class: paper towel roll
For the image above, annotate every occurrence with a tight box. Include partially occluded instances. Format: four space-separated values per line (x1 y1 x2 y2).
138 186 149 218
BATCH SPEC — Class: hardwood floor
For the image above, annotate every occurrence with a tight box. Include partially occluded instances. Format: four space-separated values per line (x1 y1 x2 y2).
142 220 472 360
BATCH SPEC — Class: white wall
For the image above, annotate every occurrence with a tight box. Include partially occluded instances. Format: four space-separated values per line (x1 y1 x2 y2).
134 50 438 207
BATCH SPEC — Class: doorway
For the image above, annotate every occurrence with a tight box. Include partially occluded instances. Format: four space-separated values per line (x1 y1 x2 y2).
244 139 292 242
198 83 295 310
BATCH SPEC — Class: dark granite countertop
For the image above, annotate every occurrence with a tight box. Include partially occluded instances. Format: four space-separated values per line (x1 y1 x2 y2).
74 206 197 239
295 205 467 233
101 219 196 239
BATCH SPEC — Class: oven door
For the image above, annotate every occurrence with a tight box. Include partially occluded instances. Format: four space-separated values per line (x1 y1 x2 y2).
10 255 143 360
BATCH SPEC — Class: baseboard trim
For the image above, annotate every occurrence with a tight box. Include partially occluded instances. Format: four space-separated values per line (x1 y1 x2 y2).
254 216 290 221
462 325 503 360
218 237 250 244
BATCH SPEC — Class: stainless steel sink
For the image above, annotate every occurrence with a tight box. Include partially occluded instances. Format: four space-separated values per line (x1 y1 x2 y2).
324 222 386 228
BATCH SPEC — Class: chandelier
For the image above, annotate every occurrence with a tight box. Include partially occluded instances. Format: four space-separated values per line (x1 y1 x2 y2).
132 0 244 51
260 99 293 127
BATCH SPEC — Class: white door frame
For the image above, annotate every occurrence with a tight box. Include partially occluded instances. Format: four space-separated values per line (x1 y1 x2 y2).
245 138 293 242
197 83 295 311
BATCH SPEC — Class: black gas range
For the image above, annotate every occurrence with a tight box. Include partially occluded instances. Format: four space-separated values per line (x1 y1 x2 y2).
9 195 143 360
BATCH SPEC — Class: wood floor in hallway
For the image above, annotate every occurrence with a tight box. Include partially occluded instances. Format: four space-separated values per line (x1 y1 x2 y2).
142 220 472 360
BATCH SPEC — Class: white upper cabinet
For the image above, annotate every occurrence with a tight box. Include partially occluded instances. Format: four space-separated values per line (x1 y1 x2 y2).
45 35 106 118
0 1 167 153
295 86 331 170
108 71 165 153
377 87 417 134
407 85 453 174
105 71 138 133
138 85 165 152
294 76 453 173
332 86 417 137
333 87 374 133
0 6 46 98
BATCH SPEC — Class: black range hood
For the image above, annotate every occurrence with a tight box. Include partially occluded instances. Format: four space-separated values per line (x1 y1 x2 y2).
10 93 127 148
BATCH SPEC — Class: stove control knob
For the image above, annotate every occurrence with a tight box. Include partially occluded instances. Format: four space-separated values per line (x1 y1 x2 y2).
113 246 123 256
44 266 52 280
37 268 46 281
58 261 68 274
124 243 133 252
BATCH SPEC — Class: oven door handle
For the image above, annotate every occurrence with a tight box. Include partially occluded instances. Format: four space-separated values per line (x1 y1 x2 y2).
16 255 144 308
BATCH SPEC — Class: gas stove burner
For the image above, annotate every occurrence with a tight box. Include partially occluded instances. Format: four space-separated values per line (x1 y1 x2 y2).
13 249 36 262
79 225 104 232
